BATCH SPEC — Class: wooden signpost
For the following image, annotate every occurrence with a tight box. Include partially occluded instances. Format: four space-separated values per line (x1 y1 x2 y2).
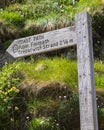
7 26 76 58
7 12 98 130
76 12 98 130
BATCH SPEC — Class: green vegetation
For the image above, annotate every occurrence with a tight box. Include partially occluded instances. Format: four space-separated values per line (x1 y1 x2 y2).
95 61 104 88
0 0 104 129
0 11 25 27
17 58 78 88
29 117 60 130
0 0 103 51
0 58 104 129
1 58 103 89
0 62 21 129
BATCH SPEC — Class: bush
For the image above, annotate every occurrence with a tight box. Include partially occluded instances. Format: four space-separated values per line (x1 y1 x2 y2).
0 63 21 129
29 117 60 130
55 93 80 130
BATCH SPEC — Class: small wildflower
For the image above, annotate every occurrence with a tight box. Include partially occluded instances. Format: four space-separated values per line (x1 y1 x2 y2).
0 8 3 11
59 96 62 99
4 97 8 102
21 15 24 17
1 91 5 94
15 88 20 93
97 41 100 44
26 116 29 120
15 106 19 111
54 120 57 122
56 123 59 126
40 120 44 124
7 106 12 109
5 92 8 95
10 118 14 122
64 86 67 89
64 96 67 99
5 62 8 65
97 105 100 108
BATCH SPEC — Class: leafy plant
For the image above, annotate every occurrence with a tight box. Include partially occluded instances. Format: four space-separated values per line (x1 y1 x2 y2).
29 117 60 130
0 63 21 129
55 93 80 130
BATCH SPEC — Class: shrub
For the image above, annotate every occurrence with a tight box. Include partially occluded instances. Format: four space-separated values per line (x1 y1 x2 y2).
0 63 21 129
55 93 80 130
28 117 60 130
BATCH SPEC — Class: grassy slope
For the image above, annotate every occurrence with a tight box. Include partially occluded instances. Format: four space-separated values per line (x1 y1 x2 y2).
0 58 104 129
0 0 103 49
0 0 103 89
1 58 104 89
0 1 104 129
0 0 103 88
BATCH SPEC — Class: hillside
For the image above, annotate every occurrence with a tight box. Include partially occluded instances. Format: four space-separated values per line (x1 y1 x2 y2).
0 0 104 130
0 0 104 60
0 58 104 129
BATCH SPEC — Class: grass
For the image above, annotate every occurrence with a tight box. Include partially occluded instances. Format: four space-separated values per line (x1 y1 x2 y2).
95 61 104 88
1 57 103 89
0 1 104 129
0 0 103 50
0 0 102 30
0 57 104 129
13 58 104 89
16 57 78 89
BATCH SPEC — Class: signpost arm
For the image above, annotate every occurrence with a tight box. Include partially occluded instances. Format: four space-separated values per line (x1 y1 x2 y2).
76 12 98 130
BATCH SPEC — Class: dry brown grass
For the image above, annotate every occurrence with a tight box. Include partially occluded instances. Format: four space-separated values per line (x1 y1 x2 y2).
0 20 19 42
19 80 72 99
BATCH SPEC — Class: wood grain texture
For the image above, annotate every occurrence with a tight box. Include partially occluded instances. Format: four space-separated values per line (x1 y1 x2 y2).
6 26 76 58
76 12 98 130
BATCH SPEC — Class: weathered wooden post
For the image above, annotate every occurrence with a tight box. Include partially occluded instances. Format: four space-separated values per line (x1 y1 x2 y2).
76 12 98 130
7 11 98 130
